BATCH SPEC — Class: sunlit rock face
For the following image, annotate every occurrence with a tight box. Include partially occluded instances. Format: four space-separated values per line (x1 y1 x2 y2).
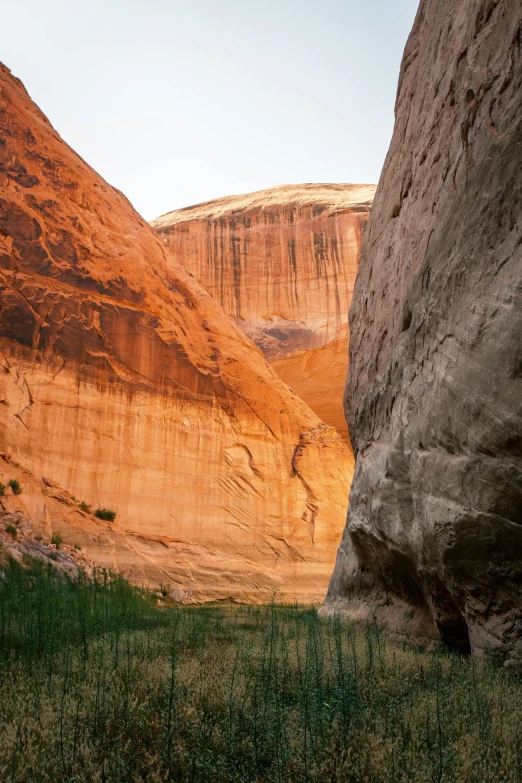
0 63 353 603
323 0 522 662
152 184 375 440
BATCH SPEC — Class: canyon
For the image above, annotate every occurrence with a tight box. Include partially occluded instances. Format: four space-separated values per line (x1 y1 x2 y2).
1 0 520 662
152 183 375 440
0 63 353 603
323 0 522 664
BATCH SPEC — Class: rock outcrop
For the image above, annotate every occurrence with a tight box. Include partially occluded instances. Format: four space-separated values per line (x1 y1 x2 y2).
152 184 375 440
322 0 522 662
0 64 353 603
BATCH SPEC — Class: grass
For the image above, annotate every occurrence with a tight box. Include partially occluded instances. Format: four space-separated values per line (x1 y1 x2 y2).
0 557 521 782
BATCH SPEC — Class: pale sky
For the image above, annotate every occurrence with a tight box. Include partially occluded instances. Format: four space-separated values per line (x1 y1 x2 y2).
3 0 419 220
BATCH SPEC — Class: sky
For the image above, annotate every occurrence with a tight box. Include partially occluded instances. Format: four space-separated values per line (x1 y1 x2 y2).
3 0 419 220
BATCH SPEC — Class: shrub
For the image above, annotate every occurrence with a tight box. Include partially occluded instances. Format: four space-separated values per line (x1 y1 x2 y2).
0 483 5 496
74 543 82 551
8 479 22 495
5 524 17 539
95 508 116 522
51 532 63 548
159 582 170 598
79 501 92 513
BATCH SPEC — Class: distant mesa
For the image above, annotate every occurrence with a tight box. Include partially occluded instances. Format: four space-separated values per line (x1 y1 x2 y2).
151 182 376 442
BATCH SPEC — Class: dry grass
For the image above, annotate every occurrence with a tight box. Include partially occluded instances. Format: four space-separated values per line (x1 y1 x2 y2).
0 556 521 782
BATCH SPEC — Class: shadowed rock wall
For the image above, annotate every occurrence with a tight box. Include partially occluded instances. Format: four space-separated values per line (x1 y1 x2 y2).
323 0 522 663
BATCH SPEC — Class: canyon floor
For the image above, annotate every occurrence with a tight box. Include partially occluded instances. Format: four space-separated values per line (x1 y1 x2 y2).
1 557 521 783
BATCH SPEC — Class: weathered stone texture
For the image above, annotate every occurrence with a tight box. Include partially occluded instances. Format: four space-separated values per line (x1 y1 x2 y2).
0 64 352 603
323 0 522 662
152 184 375 439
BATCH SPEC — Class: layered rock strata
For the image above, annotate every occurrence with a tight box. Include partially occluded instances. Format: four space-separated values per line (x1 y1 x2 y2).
152 184 375 440
323 0 522 663
0 64 352 603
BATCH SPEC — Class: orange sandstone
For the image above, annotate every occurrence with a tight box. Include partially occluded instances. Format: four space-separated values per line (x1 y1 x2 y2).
0 63 351 603
152 184 375 441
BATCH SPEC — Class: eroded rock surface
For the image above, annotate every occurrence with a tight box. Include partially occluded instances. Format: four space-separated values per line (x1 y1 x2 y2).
0 64 352 603
152 184 375 440
323 0 522 662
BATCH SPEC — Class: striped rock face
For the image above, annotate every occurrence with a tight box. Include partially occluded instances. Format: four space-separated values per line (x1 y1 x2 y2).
152 183 375 441
0 64 353 603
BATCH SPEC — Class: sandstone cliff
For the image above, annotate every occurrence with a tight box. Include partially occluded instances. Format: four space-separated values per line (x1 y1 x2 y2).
323 0 522 662
152 184 375 439
0 64 353 603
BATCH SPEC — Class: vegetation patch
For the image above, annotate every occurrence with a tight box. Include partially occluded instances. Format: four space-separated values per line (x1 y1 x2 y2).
94 508 116 521
160 581 170 597
7 479 22 495
0 561 521 782
51 532 63 548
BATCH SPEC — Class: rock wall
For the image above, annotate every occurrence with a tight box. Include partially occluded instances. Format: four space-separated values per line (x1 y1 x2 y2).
152 184 375 440
323 0 522 663
0 63 352 603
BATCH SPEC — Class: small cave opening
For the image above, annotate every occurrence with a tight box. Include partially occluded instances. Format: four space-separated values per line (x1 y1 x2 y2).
353 537 473 657
386 557 471 656
429 582 472 655
436 615 471 655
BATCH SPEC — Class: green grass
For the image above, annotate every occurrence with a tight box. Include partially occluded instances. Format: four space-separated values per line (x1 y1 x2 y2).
0 556 521 782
